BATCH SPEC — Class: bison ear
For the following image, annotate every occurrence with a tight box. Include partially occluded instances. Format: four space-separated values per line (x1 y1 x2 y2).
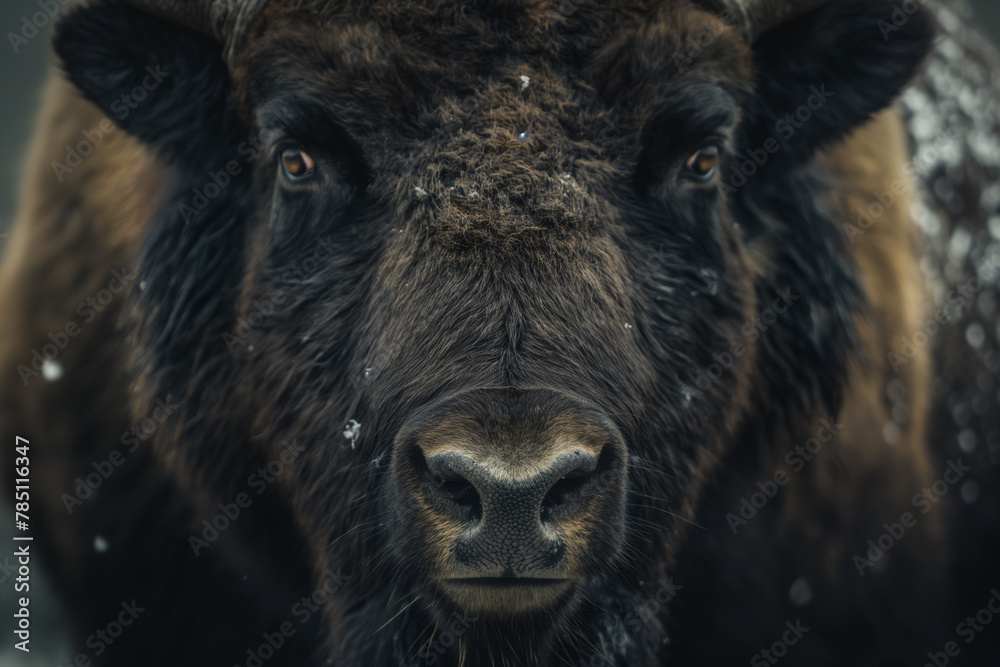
741 0 935 163
52 0 244 166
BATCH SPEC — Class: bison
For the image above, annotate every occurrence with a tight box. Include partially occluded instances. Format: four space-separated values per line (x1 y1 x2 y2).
1 0 999 664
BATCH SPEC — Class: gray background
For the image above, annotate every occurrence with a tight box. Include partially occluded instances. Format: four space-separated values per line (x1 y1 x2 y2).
0 0 997 664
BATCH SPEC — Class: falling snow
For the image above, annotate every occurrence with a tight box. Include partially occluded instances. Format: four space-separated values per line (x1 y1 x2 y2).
789 577 813 607
961 480 980 504
42 359 63 382
681 387 693 407
889 1 1000 561
343 419 362 449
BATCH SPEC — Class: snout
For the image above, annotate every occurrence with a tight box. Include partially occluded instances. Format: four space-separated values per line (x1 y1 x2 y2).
389 388 628 615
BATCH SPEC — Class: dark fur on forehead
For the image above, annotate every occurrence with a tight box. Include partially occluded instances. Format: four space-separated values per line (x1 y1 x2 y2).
47 0 938 664
239 0 752 126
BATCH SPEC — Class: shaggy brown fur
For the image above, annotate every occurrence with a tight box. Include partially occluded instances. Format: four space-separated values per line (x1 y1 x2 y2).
1 0 996 665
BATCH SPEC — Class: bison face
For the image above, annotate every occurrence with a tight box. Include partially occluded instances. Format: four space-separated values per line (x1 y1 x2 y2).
228 2 765 625
55 0 933 663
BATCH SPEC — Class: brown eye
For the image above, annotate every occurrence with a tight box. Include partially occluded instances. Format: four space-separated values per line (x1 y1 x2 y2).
684 145 720 179
280 147 316 182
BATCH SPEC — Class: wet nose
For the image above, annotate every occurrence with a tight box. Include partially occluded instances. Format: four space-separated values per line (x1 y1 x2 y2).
391 387 627 578
424 448 605 532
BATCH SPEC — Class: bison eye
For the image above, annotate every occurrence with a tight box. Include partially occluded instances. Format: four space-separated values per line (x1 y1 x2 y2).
280 147 316 182
684 146 720 180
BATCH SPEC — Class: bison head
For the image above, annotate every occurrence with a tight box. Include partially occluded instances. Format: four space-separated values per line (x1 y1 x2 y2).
54 0 933 663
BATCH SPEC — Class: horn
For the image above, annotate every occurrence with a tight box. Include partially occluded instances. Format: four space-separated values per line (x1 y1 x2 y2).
701 0 832 42
120 0 271 67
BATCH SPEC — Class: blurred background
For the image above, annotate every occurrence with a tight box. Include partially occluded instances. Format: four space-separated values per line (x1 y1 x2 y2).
0 0 997 663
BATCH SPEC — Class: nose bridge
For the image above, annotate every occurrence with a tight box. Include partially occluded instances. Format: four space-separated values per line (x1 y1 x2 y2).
432 447 600 508
415 389 611 478
485 443 602 489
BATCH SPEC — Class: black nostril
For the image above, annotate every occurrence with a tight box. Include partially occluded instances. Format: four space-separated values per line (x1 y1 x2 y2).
425 454 482 519
543 469 590 509
541 447 613 515
437 474 479 507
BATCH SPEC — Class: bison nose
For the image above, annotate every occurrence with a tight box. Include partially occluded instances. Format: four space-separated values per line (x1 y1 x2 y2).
423 448 604 529
390 387 627 603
